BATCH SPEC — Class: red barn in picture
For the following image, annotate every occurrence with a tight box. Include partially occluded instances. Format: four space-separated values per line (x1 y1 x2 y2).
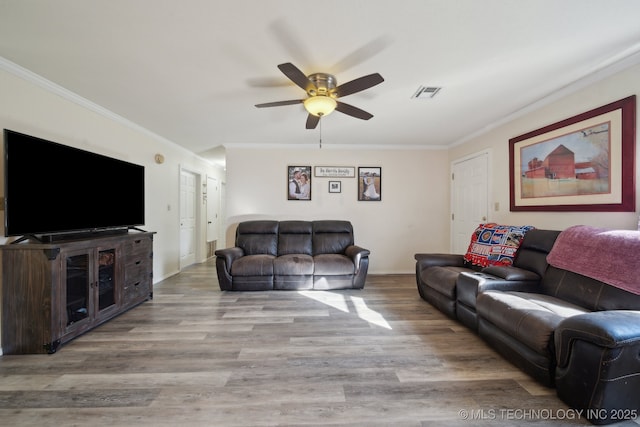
525 157 546 178
575 163 598 179
523 144 604 181
543 144 575 179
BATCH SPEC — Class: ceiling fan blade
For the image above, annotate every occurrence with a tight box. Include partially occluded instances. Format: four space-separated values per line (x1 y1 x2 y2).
335 102 374 120
255 99 304 108
306 114 320 129
334 73 384 98
330 35 393 73
269 19 313 67
247 76 294 88
278 63 315 92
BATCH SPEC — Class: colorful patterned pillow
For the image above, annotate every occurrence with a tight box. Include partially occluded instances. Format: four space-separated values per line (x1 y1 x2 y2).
463 223 535 267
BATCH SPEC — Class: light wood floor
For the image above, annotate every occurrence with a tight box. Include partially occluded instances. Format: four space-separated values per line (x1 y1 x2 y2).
1 260 638 426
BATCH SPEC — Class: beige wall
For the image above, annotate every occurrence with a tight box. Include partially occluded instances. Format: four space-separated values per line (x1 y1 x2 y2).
224 146 450 274
449 63 640 232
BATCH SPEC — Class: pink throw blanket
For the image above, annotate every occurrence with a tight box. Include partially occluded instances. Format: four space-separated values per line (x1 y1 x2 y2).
546 225 640 295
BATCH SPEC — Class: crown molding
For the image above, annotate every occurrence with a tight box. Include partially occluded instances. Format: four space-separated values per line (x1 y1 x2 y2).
0 56 219 165
451 43 640 147
222 142 448 151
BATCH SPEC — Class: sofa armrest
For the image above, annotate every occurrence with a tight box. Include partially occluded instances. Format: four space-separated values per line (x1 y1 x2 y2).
345 245 370 289
414 253 465 270
214 247 245 268
214 247 244 291
554 311 640 422
345 245 370 273
482 265 541 281
555 310 640 367
456 270 541 309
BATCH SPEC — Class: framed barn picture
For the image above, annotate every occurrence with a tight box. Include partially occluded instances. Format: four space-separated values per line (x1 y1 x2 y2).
509 96 635 212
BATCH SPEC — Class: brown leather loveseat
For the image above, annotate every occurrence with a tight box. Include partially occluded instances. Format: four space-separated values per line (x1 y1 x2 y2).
215 220 370 291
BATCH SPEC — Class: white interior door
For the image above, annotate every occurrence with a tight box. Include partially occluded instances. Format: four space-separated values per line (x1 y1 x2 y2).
180 169 197 268
451 152 489 254
206 176 220 242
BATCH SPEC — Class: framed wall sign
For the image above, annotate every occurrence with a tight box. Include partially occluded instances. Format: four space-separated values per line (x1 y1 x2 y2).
287 165 311 200
328 181 341 193
358 167 381 201
314 166 355 178
509 95 635 212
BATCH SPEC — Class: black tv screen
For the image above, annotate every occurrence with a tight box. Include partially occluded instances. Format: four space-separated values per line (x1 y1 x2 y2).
4 129 145 238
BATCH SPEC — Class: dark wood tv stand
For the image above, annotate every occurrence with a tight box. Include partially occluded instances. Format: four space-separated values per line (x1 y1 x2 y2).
1 231 155 354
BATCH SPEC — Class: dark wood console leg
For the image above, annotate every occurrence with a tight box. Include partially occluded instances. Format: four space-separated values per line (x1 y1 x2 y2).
45 340 61 354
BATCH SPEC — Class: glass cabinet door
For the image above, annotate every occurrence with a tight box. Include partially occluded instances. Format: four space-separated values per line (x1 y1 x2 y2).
97 249 116 311
66 254 90 326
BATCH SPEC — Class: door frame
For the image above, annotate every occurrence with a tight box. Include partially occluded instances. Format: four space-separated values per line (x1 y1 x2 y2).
206 175 220 243
179 166 201 270
450 148 492 252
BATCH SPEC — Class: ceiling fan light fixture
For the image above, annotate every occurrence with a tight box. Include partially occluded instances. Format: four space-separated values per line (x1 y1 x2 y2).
303 95 337 117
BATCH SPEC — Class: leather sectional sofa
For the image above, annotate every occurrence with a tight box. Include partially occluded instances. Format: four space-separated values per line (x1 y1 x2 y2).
215 220 370 291
415 226 640 425
415 228 558 322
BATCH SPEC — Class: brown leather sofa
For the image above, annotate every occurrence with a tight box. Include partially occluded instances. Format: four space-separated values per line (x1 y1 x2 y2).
215 220 369 291
415 227 640 425
414 229 559 322
456 229 560 331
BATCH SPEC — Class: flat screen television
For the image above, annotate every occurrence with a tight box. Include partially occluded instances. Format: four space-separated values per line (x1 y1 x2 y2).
4 129 145 241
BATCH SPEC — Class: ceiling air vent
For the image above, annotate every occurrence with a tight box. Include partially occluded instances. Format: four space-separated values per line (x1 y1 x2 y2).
411 86 441 99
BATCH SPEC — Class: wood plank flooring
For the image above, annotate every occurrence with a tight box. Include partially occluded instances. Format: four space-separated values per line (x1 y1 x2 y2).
1 259 638 426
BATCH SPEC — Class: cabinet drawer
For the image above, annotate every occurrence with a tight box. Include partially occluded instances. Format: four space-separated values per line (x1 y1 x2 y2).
125 261 151 285
123 278 151 304
123 238 152 259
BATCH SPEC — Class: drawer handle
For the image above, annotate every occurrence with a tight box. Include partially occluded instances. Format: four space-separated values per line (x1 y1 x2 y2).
135 260 141 265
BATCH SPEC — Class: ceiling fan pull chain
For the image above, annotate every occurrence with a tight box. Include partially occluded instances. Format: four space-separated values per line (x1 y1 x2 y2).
319 118 322 149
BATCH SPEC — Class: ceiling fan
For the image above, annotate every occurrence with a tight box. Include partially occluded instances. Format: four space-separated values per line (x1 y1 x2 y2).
255 62 384 129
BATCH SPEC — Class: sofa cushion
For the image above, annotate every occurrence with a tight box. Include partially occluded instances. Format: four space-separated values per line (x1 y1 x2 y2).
236 221 279 256
463 223 535 267
540 266 640 312
231 254 275 276
278 221 313 256
421 266 475 298
312 220 354 255
457 270 539 309
546 225 640 295
477 290 589 356
513 229 560 276
313 254 355 275
274 254 314 275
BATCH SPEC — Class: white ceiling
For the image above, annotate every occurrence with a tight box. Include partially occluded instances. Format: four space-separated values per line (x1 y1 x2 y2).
2 0 640 168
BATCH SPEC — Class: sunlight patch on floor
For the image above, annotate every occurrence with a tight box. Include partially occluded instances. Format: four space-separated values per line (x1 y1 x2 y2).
298 291 392 329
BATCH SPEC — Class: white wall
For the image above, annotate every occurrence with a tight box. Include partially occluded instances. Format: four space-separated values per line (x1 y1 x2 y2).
224 146 450 274
0 68 226 283
449 63 640 231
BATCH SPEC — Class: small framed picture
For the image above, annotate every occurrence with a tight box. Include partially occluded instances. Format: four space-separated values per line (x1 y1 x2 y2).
329 181 341 193
287 166 312 200
358 167 381 201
